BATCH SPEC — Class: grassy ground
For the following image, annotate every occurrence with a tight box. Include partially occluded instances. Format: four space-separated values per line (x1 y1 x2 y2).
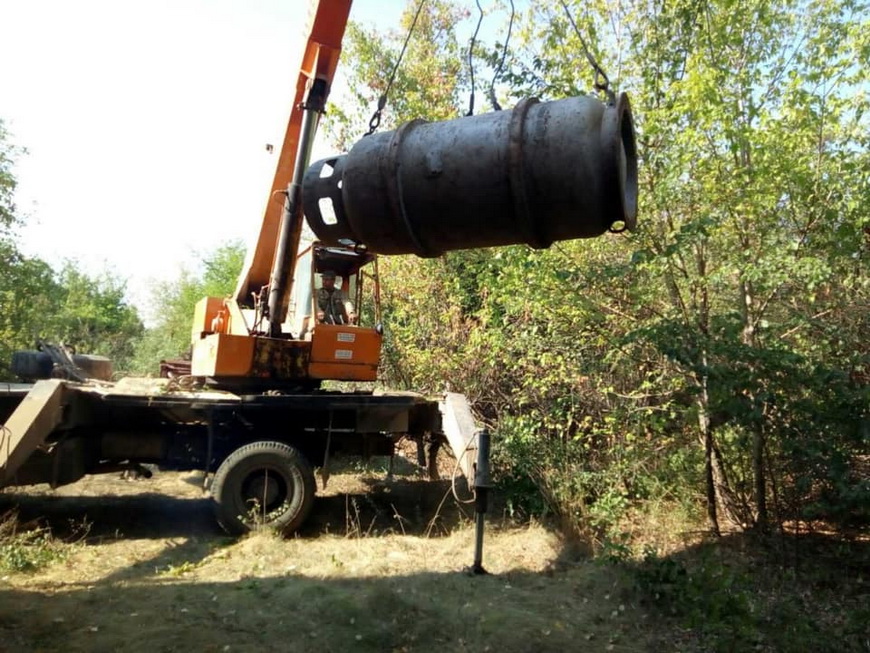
0 459 866 652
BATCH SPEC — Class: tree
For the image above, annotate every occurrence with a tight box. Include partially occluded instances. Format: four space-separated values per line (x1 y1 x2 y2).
331 0 869 539
0 242 57 378
44 264 144 369
0 119 22 234
0 119 145 379
503 0 869 532
129 241 245 375
0 250 144 379
326 0 470 150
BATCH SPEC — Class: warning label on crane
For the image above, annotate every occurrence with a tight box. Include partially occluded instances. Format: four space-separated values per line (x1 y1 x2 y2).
337 333 356 343
335 350 353 360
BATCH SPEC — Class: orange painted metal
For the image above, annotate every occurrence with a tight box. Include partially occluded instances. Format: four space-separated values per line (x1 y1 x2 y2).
191 297 224 343
191 333 256 377
192 297 252 344
193 326 379 381
191 0 386 385
308 324 382 381
234 0 353 307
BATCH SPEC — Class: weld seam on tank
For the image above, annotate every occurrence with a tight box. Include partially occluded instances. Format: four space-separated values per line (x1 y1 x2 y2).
508 97 551 250
383 119 434 258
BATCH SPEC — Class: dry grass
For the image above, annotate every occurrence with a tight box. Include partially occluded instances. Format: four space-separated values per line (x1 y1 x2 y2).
1 460 865 651
616 499 708 558
0 464 661 653
0 526 650 653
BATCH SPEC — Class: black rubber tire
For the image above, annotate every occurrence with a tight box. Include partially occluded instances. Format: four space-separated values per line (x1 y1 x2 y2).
211 441 316 536
10 350 53 381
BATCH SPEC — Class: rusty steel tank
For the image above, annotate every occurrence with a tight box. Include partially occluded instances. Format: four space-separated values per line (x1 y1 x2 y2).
303 93 637 257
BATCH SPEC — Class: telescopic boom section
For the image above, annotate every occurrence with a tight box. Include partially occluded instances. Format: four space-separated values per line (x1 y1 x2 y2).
234 0 353 313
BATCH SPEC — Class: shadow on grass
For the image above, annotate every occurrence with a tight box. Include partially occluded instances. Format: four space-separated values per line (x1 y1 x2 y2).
1 480 867 652
0 557 642 653
0 476 469 542
0 491 221 540
625 530 870 652
304 478 473 539
4 529 864 653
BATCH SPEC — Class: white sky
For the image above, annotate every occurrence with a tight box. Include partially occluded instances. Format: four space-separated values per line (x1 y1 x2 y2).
0 0 414 317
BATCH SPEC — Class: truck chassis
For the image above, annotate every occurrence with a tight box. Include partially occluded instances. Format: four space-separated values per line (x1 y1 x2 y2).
0 379 476 535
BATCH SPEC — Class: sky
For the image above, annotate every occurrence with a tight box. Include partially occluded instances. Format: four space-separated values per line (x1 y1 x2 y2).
0 0 425 320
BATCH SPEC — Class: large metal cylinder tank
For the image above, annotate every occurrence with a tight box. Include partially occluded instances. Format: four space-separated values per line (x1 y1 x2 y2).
303 93 637 257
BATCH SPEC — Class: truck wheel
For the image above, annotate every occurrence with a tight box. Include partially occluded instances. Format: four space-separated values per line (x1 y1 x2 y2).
211 441 316 536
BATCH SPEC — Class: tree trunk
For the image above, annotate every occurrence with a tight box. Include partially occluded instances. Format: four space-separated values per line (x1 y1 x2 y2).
752 421 768 530
740 279 768 529
698 378 720 536
696 360 744 533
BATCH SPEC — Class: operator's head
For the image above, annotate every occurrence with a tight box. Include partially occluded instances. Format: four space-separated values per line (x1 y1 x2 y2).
321 270 337 289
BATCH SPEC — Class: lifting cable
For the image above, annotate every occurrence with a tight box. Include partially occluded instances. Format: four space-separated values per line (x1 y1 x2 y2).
364 0 428 136
465 0 485 116
487 0 515 112
558 0 616 106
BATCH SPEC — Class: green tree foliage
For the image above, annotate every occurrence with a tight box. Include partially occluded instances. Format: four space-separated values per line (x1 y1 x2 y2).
0 120 22 234
488 0 868 535
628 0 868 532
43 264 144 368
335 0 869 540
129 241 245 375
0 120 143 379
326 0 470 150
0 250 143 379
0 243 56 378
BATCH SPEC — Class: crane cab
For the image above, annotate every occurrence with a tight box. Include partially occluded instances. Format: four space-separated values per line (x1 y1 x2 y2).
190 242 382 388
292 242 382 381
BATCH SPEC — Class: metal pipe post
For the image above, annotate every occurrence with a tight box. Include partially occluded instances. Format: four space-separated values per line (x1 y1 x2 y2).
471 428 492 575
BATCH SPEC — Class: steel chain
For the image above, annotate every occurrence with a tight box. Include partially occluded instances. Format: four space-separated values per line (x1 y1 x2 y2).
364 0 428 136
558 0 616 106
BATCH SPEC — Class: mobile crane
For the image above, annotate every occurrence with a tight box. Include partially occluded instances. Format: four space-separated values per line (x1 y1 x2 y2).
0 0 637 537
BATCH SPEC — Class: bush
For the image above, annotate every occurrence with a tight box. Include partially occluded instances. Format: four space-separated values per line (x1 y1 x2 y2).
0 511 67 574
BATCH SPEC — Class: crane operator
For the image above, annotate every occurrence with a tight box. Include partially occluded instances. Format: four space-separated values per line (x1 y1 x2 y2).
316 270 357 325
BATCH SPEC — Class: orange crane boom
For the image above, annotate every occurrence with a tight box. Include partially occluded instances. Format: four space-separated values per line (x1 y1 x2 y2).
234 0 352 309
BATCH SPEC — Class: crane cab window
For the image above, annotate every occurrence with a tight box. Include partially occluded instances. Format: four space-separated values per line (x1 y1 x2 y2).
314 270 357 326
292 243 379 340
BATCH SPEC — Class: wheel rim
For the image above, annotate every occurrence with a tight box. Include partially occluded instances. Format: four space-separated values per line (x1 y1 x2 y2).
240 468 291 522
